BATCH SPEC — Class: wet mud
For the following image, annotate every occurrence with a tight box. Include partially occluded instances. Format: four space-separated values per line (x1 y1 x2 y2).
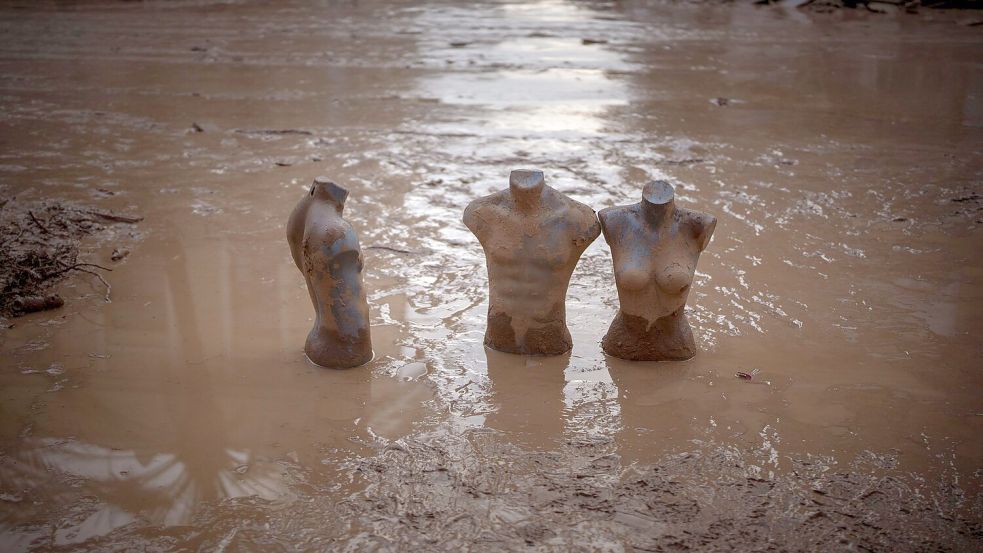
0 0 981 551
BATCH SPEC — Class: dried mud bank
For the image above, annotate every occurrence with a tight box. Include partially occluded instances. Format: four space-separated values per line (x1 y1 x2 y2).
0 0 981 551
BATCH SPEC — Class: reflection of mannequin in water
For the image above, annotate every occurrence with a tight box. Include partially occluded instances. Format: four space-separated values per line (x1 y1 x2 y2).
483 346 569 448
463 169 600 355
604 355 714 467
287 177 373 368
599 181 716 361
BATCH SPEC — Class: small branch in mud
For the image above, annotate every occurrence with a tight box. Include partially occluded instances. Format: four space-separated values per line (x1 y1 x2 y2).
365 245 418 254
658 158 706 166
794 0 976 11
73 266 112 303
45 262 113 303
28 211 48 233
235 128 313 136
47 262 114 279
83 210 144 224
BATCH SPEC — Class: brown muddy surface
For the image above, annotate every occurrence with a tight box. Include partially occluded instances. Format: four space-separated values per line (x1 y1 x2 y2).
0 1 981 551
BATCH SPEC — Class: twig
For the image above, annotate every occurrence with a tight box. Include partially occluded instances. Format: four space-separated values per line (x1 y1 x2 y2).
365 245 416 254
20 267 44 282
235 128 313 136
46 262 114 279
658 158 705 166
28 211 48 233
83 210 144 224
74 267 112 302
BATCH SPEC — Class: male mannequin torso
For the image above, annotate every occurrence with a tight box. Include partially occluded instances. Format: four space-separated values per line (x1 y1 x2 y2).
464 170 601 355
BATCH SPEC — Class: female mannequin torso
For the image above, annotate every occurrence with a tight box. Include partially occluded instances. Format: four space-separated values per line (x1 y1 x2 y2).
599 181 715 361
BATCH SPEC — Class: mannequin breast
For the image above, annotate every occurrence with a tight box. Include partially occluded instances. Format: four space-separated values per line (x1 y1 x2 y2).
603 207 705 322
614 242 698 319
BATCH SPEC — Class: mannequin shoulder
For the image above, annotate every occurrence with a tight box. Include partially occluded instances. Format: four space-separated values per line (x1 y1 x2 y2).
598 204 632 226
556 194 600 234
292 214 358 261
677 207 717 251
463 190 509 233
597 204 635 236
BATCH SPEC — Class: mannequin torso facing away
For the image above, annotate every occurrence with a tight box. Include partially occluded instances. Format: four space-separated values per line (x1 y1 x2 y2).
599 180 715 361
287 177 373 368
464 169 601 355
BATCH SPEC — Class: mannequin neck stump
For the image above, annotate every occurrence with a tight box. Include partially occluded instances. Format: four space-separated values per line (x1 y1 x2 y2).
641 180 675 230
509 169 546 213
311 177 348 212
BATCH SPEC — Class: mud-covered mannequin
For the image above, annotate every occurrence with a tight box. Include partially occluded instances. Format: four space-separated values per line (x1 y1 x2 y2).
463 169 601 355
287 177 373 368
599 180 716 361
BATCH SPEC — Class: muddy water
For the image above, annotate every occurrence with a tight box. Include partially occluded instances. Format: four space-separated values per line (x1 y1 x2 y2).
0 0 981 550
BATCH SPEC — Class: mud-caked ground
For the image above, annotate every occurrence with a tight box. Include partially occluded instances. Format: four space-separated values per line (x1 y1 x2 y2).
0 1 981 551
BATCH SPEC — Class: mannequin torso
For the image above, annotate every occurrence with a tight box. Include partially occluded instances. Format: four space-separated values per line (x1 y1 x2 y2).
599 181 715 361
287 177 373 368
464 170 600 355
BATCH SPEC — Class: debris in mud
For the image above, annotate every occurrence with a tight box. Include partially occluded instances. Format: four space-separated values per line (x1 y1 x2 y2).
190 122 204 133
110 248 129 262
448 41 471 47
365 245 418 255
84 210 143 224
660 157 706 166
274 160 293 167
711 97 731 107
11 294 64 315
793 0 979 13
0 200 139 317
234 128 313 137
951 193 981 203
581 38 609 45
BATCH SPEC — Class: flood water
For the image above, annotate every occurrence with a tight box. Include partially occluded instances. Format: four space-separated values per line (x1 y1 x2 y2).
0 1 981 550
